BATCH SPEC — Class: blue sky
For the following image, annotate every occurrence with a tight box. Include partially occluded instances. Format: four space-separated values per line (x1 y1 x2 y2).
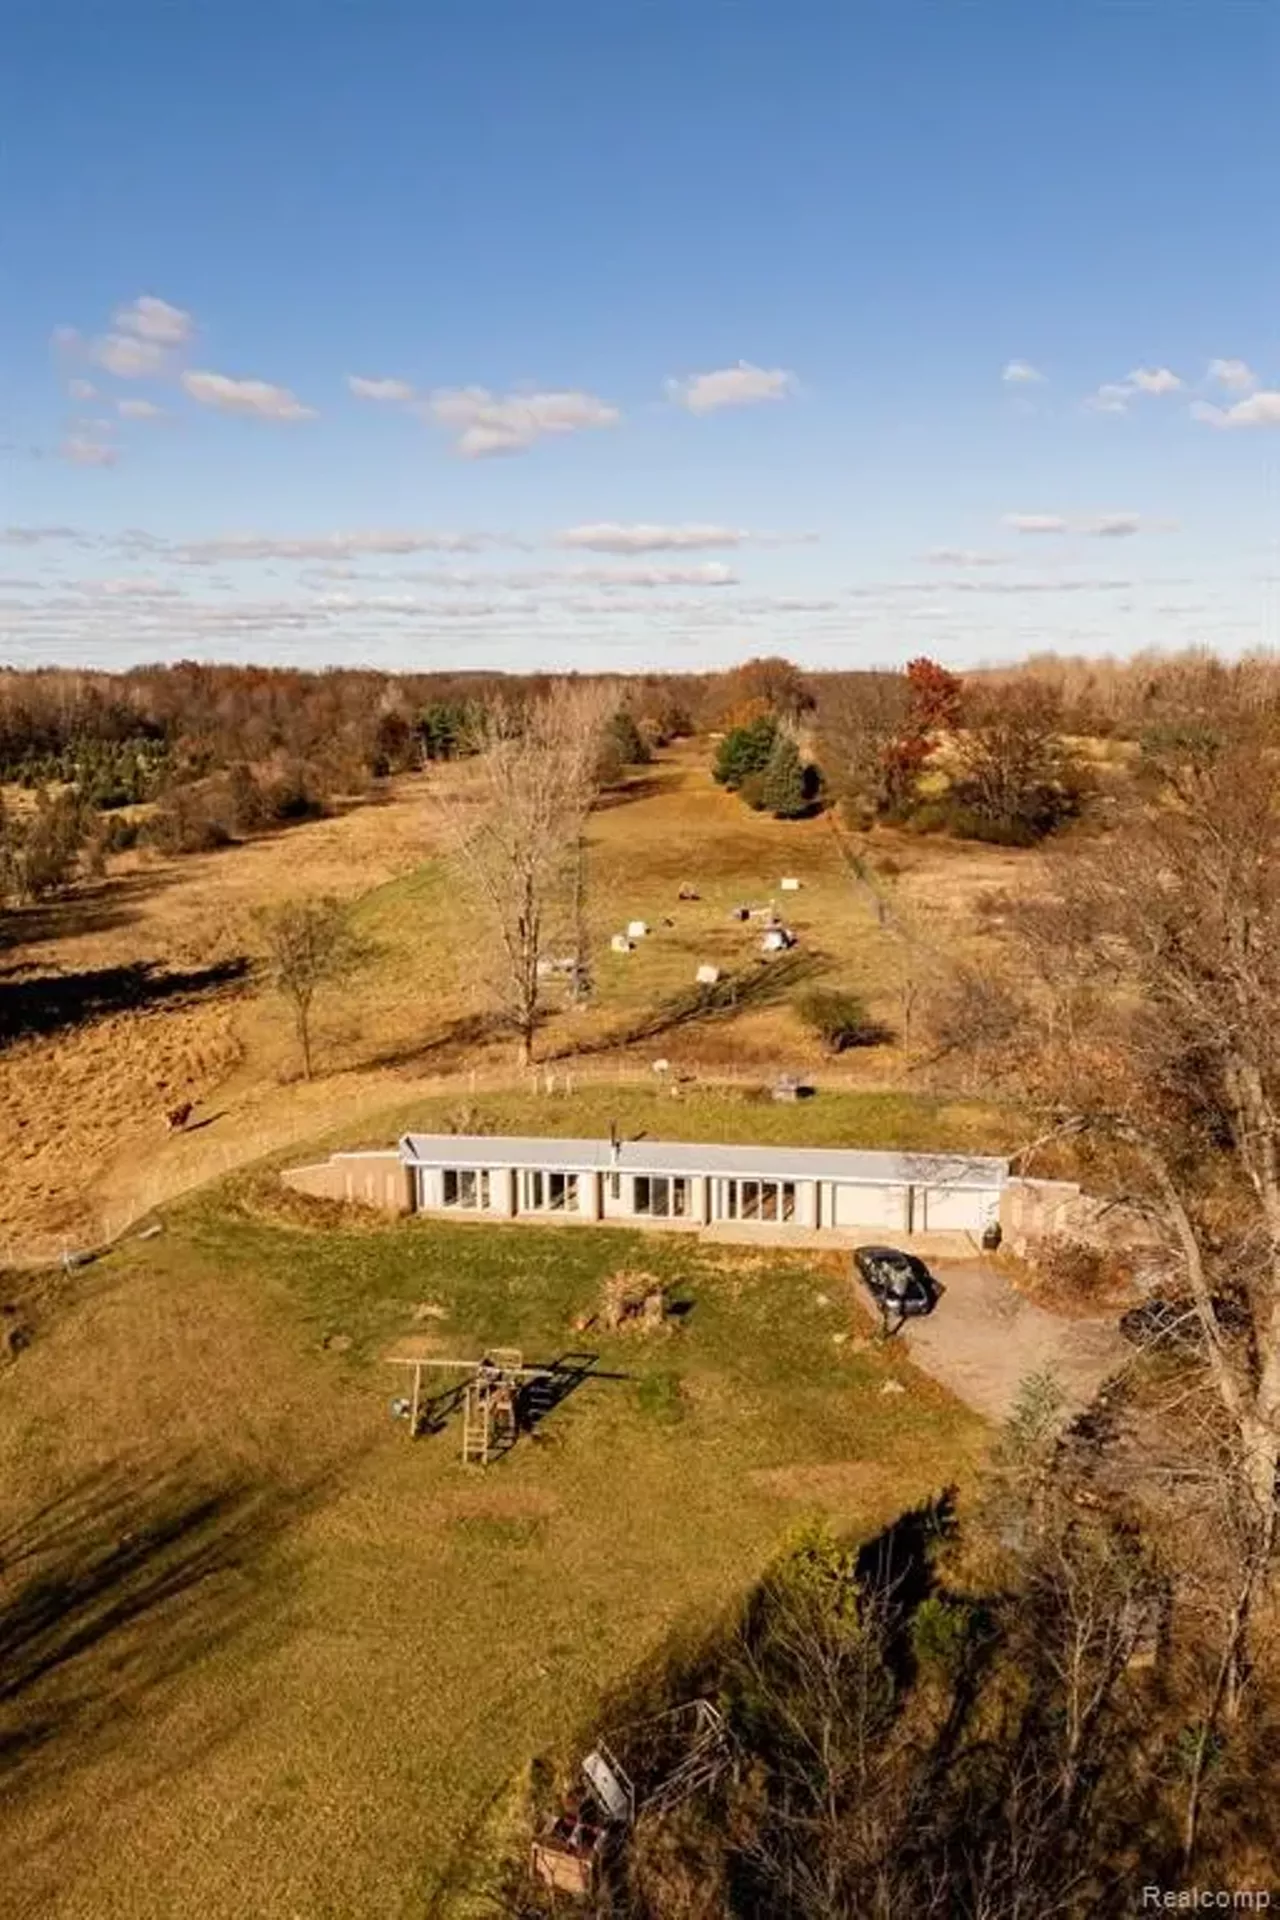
2 0 1277 673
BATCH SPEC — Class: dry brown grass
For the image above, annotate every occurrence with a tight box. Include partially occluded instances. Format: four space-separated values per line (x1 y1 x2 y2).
1 745 1033 1261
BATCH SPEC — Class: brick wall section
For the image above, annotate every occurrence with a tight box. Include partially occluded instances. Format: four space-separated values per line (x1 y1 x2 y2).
281 1151 413 1214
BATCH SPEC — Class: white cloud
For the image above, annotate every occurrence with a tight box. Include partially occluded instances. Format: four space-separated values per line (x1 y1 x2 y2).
1001 360 1045 385
0 525 88 545
926 548 1008 567
61 435 117 468
117 398 165 420
94 576 183 598
1084 382 1133 415
425 386 619 456
1206 358 1257 393
1083 513 1153 538
1002 513 1069 535
181 370 316 421
159 527 498 562
555 522 751 552
347 374 416 403
112 295 194 347
67 378 97 401
1003 510 1168 538
530 562 736 588
1126 366 1183 395
92 333 171 379
666 361 797 414
1192 391 1280 430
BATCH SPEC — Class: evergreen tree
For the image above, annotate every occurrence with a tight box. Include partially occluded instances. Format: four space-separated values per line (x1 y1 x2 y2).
759 729 809 818
712 714 778 789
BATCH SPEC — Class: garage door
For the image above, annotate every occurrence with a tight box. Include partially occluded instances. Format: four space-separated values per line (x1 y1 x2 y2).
919 1186 985 1231
829 1183 907 1230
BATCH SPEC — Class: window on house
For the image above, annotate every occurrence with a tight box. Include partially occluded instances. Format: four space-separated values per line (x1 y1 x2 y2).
633 1175 688 1218
608 1171 621 1200
442 1168 489 1209
522 1169 578 1212
720 1178 797 1223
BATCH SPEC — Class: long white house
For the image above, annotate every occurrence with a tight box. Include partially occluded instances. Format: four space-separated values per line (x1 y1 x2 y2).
396 1133 1007 1237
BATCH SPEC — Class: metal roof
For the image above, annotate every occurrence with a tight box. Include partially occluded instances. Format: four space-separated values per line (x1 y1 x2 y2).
398 1133 1007 1190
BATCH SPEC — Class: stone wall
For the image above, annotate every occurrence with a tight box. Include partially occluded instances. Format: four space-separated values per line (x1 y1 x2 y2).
281 1151 412 1214
1000 1176 1165 1261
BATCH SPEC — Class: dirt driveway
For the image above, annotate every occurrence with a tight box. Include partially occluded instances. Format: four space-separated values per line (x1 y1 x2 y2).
898 1259 1127 1422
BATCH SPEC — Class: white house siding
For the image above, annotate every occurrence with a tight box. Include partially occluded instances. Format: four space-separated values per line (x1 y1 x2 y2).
828 1182 910 1232
391 1135 1008 1240
919 1185 985 1232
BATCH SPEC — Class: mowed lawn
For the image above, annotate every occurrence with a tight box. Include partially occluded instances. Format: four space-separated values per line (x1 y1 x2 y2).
1 1175 985 1920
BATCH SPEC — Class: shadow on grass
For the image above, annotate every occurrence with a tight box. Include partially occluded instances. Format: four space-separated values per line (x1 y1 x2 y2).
553 950 824 1059
0 1456 324 1809
357 1009 509 1076
0 955 250 1048
0 870 182 956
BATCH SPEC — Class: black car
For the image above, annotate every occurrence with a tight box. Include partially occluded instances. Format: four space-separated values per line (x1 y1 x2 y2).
853 1245 939 1319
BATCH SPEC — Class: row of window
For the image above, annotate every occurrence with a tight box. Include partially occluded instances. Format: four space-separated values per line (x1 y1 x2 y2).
436 1168 797 1222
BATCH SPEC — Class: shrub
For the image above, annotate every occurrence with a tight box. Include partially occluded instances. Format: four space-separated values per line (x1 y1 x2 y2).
796 987 885 1052
146 786 233 855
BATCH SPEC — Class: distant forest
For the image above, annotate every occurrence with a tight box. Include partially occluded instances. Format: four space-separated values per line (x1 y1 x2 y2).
0 647 1272 882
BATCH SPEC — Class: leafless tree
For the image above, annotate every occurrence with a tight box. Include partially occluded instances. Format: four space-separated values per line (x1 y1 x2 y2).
814 674 909 825
951 681 1079 842
254 894 364 1080
434 684 613 1065
954 716 1280 1808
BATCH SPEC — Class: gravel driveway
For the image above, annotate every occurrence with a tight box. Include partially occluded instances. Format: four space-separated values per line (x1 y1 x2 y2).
897 1259 1127 1423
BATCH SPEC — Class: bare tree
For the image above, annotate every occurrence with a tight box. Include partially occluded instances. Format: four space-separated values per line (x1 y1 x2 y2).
254 894 364 1080
957 717 1280 1744
435 685 613 1065
814 674 909 825
951 681 1079 842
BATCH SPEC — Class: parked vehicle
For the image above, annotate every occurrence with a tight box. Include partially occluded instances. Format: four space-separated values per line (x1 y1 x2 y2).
853 1245 940 1319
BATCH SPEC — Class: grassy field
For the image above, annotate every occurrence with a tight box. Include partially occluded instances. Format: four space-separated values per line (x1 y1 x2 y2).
1 1174 985 1919
296 1080 1018 1165
1 739 1030 1260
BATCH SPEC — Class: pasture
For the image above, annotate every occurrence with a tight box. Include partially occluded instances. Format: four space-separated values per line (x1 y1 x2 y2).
1 741 1025 1262
0 1175 984 1918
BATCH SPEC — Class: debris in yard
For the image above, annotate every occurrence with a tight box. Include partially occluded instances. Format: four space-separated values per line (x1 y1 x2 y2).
652 1058 671 1075
599 1270 671 1334
695 963 721 985
531 1699 731 1898
780 876 801 891
413 1300 449 1321
610 934 635 953
136 1221 164 1241
677 883 700 901
322 1332 353 1353
761 926 796 954
730 904 750 921
1 1306 31 1364
880 1379 906 1396
772 1073 814 1102
627 919 649 940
